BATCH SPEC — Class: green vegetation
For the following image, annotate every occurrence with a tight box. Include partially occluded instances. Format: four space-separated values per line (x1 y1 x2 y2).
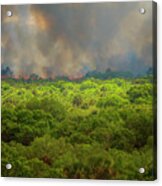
1 77 155 180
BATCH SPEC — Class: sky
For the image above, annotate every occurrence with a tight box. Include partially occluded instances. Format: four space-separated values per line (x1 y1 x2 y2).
1 1 153 79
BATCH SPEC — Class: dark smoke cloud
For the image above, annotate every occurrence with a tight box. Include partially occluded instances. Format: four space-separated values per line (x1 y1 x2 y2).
1 2 153 78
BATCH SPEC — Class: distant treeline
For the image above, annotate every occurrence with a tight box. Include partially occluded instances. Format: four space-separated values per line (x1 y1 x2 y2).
1 65 153 81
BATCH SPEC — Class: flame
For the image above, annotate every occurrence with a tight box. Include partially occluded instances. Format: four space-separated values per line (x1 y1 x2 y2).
29 9 52 31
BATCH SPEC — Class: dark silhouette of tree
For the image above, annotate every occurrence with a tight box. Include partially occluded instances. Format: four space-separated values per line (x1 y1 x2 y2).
1 66 13 77
146 67 153 76
106 67 111 73
29 73 40 80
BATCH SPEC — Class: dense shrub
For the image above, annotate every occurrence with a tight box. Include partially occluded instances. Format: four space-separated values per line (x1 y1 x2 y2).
1 78 155 180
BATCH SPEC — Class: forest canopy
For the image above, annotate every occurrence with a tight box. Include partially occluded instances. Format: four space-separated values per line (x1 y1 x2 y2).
1 75 156 180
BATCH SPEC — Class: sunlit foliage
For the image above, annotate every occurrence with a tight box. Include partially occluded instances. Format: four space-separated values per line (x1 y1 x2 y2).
1 77 155 180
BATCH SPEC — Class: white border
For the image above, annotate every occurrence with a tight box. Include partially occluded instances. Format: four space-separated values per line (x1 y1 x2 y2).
0 0 154 5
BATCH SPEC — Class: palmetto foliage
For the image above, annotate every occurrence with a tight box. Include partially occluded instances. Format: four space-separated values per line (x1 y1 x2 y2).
1 77 155 180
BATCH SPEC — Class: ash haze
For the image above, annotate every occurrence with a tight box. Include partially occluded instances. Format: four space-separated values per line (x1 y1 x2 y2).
1 2 153 79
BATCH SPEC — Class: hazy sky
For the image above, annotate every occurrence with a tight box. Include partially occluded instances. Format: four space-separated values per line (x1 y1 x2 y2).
1 1 153 78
